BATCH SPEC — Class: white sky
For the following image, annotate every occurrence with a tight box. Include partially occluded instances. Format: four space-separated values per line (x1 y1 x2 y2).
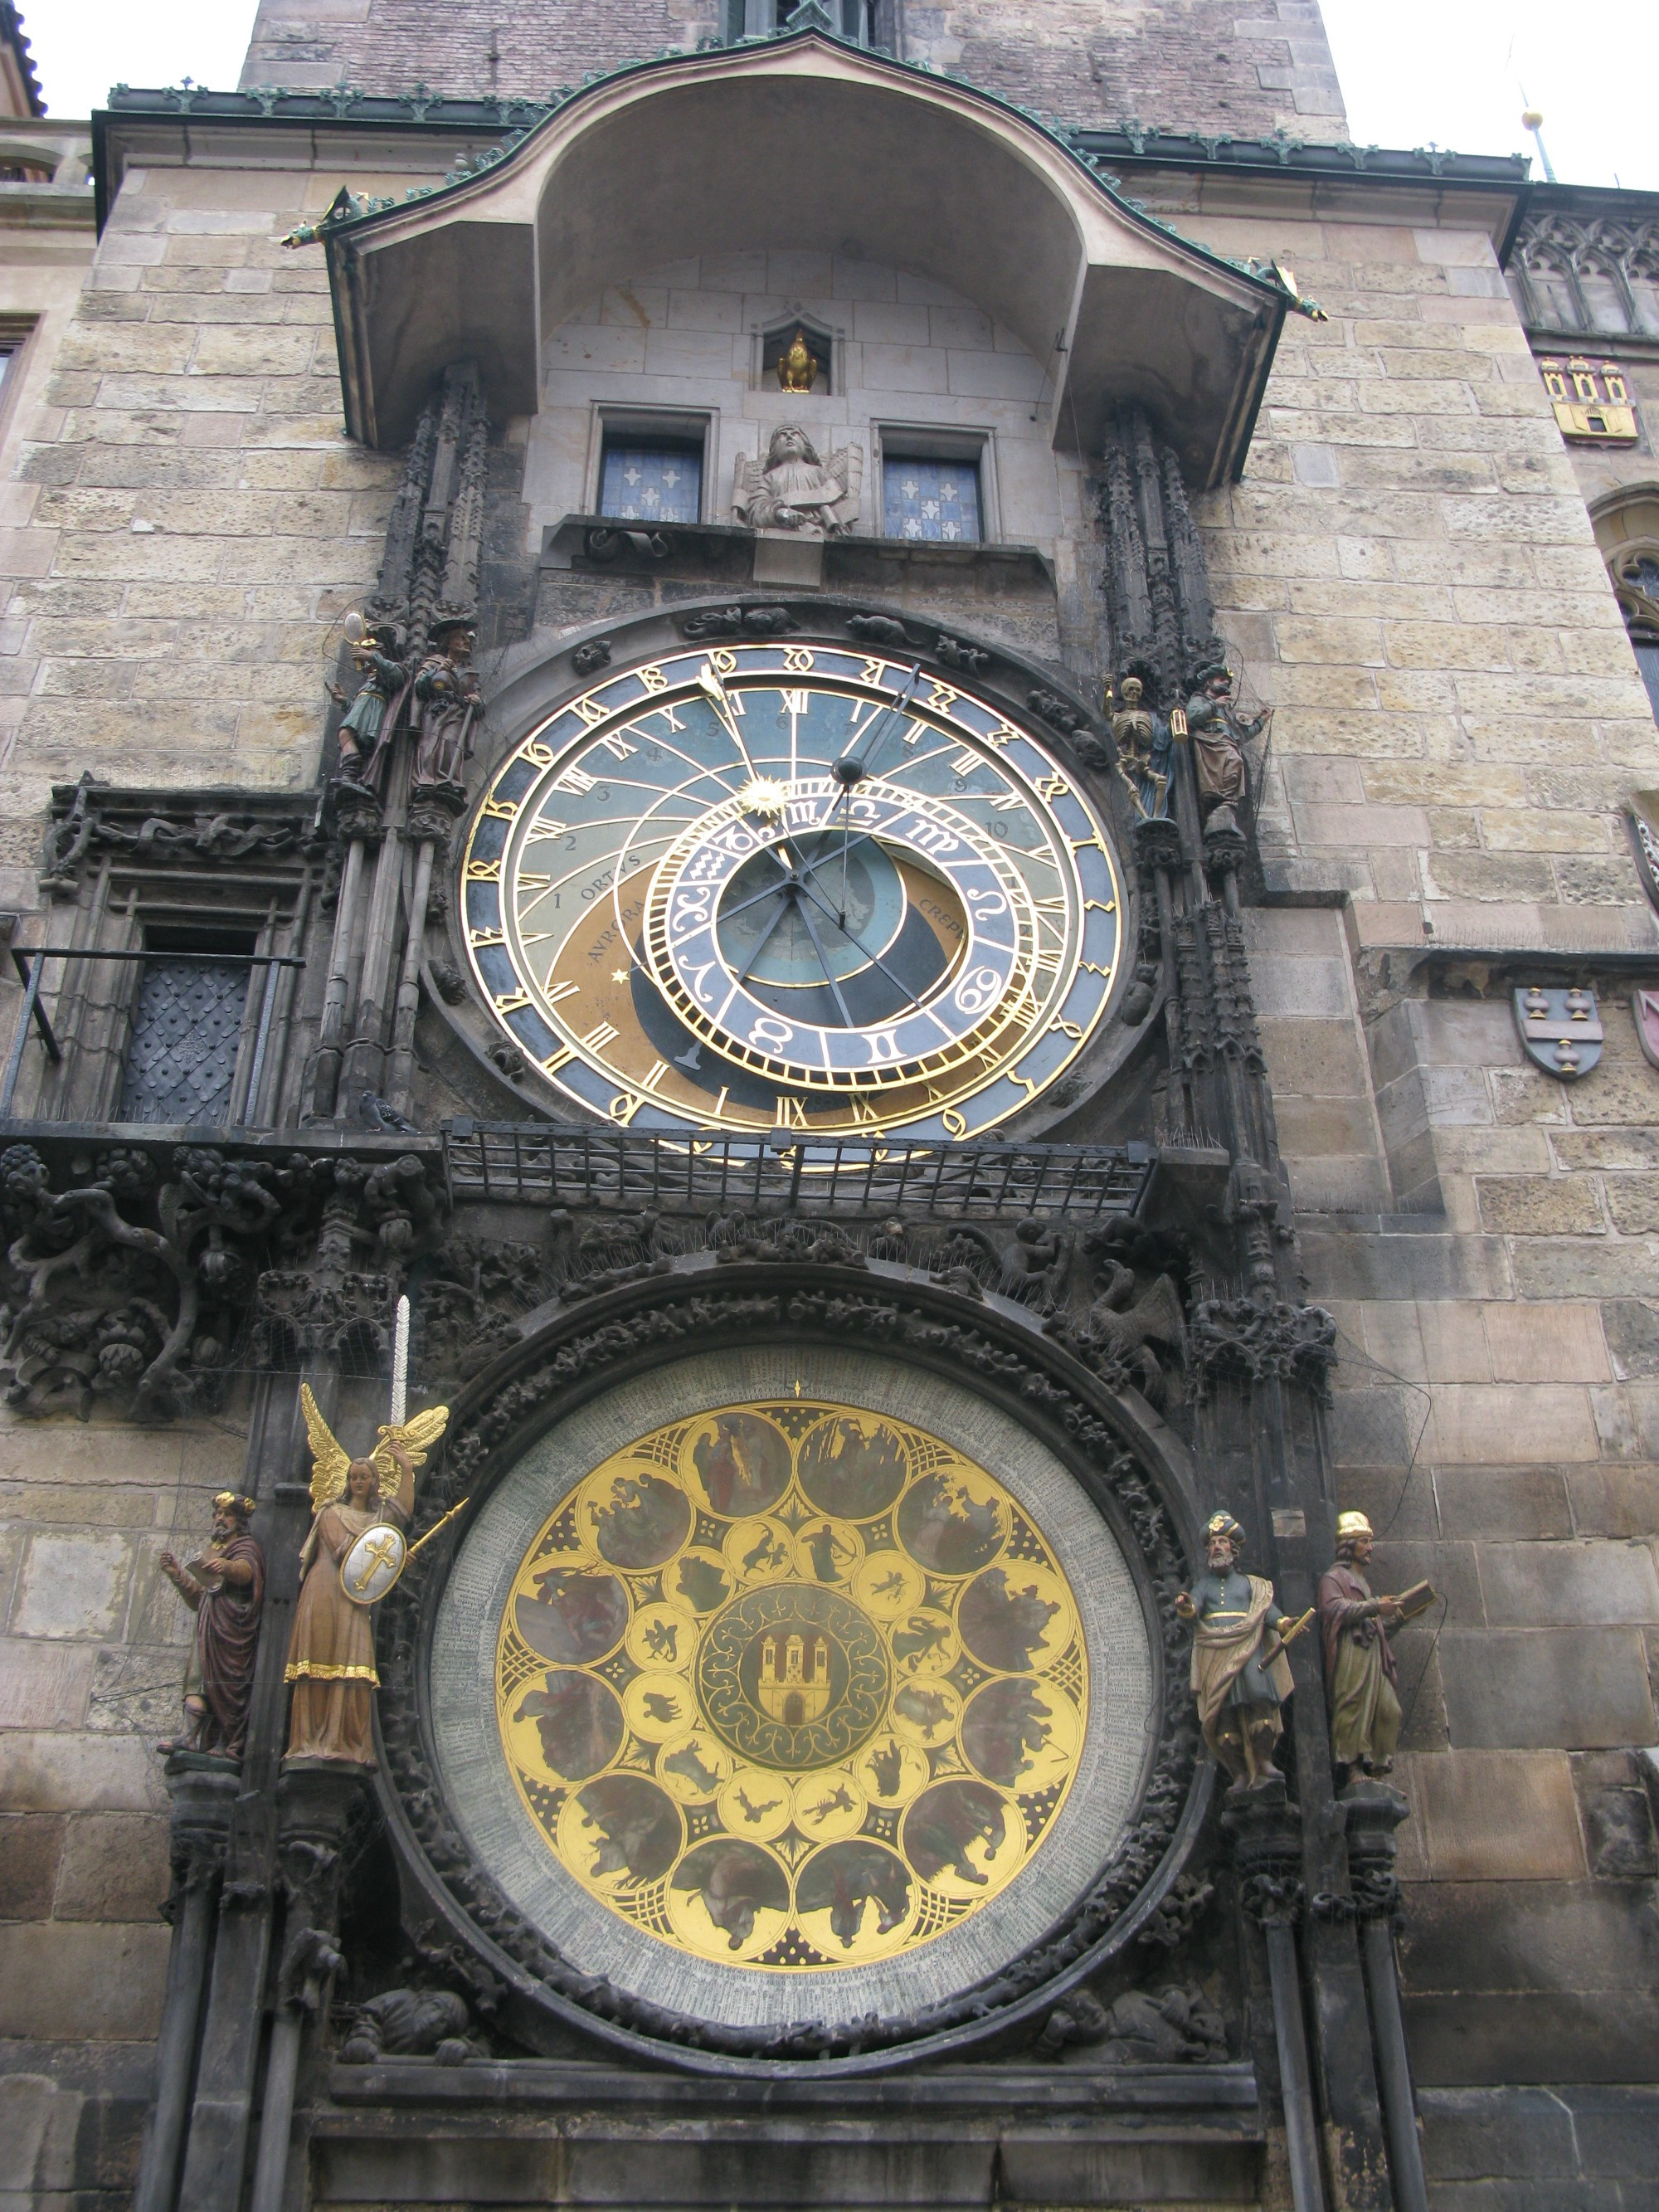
20 0 1659 192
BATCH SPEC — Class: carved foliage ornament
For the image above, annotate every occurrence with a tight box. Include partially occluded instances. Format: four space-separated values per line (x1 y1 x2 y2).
0 1140 448 1420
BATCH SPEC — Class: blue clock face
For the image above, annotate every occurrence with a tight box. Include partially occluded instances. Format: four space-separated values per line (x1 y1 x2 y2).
461 641 1123 1141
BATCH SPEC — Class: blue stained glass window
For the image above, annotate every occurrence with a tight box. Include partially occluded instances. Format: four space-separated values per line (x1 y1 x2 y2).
599 441 702 524
882 456 982 543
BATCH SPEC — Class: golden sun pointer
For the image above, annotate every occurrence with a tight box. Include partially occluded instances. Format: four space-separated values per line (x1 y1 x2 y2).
737 777 790 818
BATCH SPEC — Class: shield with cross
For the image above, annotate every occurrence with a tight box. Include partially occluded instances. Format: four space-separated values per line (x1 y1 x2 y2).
340 1521 409 1607
1512 984 1603 1080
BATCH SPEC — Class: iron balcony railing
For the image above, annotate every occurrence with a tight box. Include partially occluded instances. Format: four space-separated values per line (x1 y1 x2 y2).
440 1120 1156 1220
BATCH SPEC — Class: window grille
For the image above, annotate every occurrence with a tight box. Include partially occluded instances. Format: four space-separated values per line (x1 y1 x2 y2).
598 439 702 525
119 954 252 1126
881 455 982 543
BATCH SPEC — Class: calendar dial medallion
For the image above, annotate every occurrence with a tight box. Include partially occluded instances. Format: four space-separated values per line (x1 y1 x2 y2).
462 641 1122 1139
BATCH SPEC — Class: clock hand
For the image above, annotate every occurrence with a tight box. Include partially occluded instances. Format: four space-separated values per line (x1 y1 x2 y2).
834 663 922 787
720 870 800 924
732 884 795 987
697 665 763 786
791 887 856 1028
794 875 929 1018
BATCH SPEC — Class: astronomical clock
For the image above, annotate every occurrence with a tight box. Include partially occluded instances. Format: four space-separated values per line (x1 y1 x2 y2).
461 639 1125 1139
378 613 1194 2067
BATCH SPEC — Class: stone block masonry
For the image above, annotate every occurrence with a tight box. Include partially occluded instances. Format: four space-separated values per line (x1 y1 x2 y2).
0 160 408 870
0 1410 248 2201
237 0 1347 140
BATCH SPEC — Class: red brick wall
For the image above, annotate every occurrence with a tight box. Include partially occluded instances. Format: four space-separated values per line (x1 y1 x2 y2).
237 0 1347 141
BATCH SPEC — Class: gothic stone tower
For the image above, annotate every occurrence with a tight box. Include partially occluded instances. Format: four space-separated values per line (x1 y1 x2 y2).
239 0 1348 139
1 7 1657 2212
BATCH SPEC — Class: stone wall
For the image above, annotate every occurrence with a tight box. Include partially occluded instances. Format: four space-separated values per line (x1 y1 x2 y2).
240 0 722 100
900 0 1345 137
1182 199 1658 957
1171 183 1659 2103
0 161 413 879
0 178 94 903
236 0 1347 141
0 1415 246 2206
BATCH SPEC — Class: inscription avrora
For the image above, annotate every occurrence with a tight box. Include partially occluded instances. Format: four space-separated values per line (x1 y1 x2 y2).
494 1398 1087 1971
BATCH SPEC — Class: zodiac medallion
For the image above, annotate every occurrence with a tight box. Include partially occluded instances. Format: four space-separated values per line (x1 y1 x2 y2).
494 1396 1087 1971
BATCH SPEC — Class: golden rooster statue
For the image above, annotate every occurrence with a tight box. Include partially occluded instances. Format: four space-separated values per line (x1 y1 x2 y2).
777 327 819 393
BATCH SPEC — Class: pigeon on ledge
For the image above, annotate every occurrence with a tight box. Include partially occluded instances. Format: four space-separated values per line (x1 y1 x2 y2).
359 1090 418 1133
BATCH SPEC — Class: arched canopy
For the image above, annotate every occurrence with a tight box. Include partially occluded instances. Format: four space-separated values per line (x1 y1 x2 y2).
321 30 1290 485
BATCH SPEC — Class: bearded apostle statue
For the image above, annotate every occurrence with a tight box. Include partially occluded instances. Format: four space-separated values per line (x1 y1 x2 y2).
284 1387 448 1766
159 1491 265 1758
1175 1510 1296 1789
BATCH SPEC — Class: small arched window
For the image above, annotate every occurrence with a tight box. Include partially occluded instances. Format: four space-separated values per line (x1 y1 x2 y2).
727 1 878 41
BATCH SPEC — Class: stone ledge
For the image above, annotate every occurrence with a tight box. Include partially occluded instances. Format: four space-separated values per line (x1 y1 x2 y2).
324 2056 1261 2114
539 514 1056 594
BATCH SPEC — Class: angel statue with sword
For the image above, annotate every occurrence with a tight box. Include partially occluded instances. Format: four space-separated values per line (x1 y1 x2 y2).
283 1381 450 1766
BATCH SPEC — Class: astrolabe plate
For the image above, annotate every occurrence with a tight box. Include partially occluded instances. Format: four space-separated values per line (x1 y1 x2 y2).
338 1521 406 1606
494 1396 1086 1973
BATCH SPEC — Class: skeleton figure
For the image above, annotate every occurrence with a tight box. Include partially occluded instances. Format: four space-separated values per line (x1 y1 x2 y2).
733 426 862 536
1109 675 1174 821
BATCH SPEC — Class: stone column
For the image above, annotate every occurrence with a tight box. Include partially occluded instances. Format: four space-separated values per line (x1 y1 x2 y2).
247 1759 367 2212
1343 1781 1428 2212
131 1755 241 2212
1224 1776 1328 2212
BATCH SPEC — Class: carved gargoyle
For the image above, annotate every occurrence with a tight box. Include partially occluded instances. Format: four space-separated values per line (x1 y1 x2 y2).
1045 1216 1190 1408
338 1985 474 2066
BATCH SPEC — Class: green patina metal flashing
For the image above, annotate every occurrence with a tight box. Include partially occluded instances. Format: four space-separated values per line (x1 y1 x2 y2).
105 23 1327 320
291 25 1322 317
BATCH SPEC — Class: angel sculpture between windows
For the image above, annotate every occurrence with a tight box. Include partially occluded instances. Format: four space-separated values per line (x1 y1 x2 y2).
732 425 862 537
283 1386 449 1766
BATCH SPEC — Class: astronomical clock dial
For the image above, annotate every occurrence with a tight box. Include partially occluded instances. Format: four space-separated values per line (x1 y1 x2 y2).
461 641 1123 1139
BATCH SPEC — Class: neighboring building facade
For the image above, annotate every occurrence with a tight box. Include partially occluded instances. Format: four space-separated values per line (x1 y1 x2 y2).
1 6 1658 2211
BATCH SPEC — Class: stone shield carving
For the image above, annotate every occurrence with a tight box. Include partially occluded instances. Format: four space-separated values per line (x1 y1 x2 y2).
1513 984 1603 1079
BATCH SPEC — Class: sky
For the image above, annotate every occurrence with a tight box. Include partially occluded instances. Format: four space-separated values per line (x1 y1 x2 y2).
19 0 1659 193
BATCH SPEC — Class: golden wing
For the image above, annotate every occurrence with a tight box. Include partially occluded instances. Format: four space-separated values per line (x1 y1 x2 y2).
300 1383 352 1513
371 1402 451 1492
